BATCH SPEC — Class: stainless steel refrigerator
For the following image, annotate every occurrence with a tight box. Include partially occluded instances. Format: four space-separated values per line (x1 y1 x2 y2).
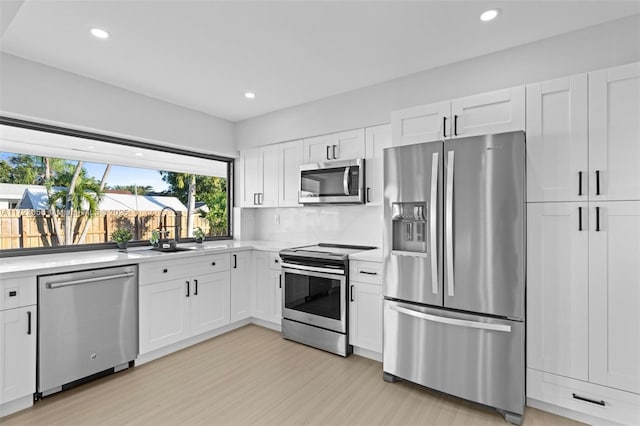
382 131 525 425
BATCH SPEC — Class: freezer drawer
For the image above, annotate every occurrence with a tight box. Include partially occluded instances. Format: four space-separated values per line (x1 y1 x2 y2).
383 300 524 418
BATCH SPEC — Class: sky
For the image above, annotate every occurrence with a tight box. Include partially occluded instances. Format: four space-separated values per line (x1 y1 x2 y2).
83 162 169 192
2 152 169 192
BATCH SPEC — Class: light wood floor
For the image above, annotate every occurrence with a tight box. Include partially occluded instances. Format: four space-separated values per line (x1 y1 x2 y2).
4 324 581 426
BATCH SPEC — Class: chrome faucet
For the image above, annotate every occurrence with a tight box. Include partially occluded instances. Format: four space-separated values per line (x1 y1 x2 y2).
159 206 181 242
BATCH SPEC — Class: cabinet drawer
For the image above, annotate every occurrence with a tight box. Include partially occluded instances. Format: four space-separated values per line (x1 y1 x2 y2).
527 368 640 426
1 275 37 310
268 252 282 270
202 253 231 273
139 253 230 285
349 261 382 285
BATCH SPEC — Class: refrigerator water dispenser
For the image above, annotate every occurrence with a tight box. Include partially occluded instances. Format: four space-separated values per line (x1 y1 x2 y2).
391 202 428 256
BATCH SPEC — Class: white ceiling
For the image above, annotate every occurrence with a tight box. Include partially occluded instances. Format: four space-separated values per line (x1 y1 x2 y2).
1 1 639 122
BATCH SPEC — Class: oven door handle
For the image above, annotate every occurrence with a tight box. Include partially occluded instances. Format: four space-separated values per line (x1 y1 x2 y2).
280 262 345 276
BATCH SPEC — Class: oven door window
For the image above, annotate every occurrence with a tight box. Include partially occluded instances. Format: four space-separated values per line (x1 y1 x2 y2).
300 166 360 197
284 272 342 320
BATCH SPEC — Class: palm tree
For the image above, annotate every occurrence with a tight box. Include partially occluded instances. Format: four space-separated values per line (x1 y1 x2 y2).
48 163 106 245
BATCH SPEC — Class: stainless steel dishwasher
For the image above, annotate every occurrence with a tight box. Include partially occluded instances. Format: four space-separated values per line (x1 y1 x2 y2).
38 265 138 397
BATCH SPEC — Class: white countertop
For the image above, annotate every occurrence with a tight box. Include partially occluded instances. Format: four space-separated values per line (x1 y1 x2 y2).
0 240 300 278
348 248 383 262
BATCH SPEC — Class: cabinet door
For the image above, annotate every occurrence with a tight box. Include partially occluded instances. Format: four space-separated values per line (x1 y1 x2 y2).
349 282 383 353
278 140 303 207
190 272 230 336
451 86 525 138
259 145 279 207
230 251 252 322
331 128 365 160
589 201 640 393
303 134 332 163
527 203 589 380
139 279 190 354
364 124 392 206
252 251 272 321
589 63 640 201
272 270 282 325
526 75 588 202
391 101 450 146
0 306 36 404
240 148 262 207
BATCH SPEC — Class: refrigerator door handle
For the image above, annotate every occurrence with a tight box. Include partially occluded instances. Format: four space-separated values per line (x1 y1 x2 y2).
430 152 439 294
446 150 455 297
390 304 512 332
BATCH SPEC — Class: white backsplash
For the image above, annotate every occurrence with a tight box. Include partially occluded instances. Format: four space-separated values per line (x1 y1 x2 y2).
239 205 382 247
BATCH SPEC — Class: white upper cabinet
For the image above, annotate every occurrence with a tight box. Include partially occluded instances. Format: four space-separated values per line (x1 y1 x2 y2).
589 201 640 394
364 124 392 206
526 75 588 202
450 86 525 138
303 129 365 162
391 101 450 146
240 145 278 207
390 86 525 147
589 63 640 201
527 202 589 380
240 148 262 207
278 140 303 207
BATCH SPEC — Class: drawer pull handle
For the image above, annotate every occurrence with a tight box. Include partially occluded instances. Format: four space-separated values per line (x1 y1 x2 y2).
163 268 168 273
350 285 355 302
27 311 32 335
360 271 378 275
211 262 216 266
572 393 605 406
186 281 190 297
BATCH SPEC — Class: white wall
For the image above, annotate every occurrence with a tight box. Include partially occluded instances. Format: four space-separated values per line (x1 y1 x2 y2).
235 14 640 149
241 206 382 247
0 53 236 157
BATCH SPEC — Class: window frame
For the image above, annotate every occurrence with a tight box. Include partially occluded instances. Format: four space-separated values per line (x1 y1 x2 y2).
0 116 234 258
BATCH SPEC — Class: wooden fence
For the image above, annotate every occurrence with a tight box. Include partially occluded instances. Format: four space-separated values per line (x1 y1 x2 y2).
0 209 226 249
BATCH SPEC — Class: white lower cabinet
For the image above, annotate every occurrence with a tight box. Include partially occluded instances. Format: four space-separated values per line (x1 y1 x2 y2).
588 202 640 394
528 368 640 426
528 201 640 421
139 279 191 353
230 251 252 322
527 202 589 380
190 272 231 335
0 274 36 413
0 306 36 407
348 260 383 354
139 255 231 354
253 251 282 324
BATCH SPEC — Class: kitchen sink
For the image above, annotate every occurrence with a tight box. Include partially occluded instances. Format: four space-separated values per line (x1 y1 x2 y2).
150 246 195 253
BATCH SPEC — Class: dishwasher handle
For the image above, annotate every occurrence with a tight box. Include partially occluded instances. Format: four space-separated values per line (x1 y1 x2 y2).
46 272 135 289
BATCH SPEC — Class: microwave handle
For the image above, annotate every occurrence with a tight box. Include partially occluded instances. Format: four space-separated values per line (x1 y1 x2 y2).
343 166 351 195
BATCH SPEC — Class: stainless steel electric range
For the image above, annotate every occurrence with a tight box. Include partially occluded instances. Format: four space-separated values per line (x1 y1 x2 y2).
279 243 376 356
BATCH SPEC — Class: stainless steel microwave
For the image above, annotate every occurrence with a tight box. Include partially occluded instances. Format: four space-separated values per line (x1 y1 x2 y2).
299 159 365 205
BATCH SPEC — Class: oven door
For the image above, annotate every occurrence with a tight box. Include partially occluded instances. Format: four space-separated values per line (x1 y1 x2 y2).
282 264 347 333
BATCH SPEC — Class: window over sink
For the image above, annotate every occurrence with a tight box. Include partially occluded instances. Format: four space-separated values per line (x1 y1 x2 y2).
0 117 233 255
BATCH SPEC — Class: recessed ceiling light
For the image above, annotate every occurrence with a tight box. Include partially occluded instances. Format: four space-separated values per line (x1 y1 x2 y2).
244 92 256 99
90 28 109 39
134 152 143 157
480 9 500 22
